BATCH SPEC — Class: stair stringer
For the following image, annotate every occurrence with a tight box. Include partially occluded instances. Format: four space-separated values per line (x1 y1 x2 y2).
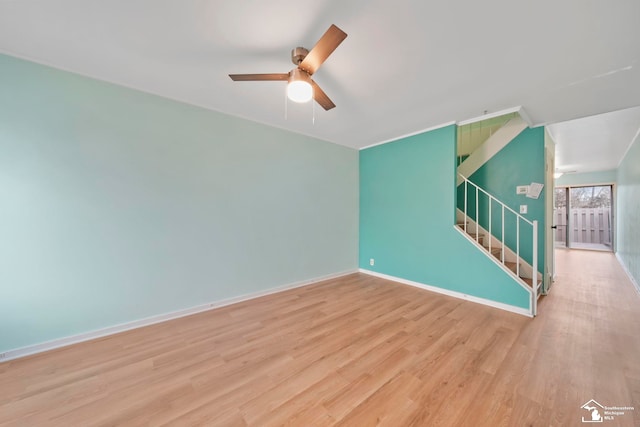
456 209 542 282
456 115 528 186
452 223 533 300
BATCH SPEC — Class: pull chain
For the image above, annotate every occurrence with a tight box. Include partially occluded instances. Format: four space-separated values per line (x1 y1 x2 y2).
312 86 315 125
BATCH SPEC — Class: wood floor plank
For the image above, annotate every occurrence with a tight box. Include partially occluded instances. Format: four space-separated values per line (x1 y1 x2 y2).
1 250 639 426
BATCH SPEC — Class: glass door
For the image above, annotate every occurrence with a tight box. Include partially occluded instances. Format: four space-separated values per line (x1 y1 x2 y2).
568 186 613 251
554 188 568 248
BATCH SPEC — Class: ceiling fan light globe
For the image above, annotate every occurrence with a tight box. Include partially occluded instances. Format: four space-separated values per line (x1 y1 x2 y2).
287 81 313 103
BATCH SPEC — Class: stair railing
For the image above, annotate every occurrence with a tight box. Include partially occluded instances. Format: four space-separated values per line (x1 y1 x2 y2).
458 172 540 316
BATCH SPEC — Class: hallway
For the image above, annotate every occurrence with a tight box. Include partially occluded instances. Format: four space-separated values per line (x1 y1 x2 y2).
524 248 640 425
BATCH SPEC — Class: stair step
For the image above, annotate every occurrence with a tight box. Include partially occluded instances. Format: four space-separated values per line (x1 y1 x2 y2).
487 247 502 257
467 234 485 243
456 224 484 242
459 221 540 292
505 261 518 273
520 277 533 287
519 277 543 296
499 261 538 290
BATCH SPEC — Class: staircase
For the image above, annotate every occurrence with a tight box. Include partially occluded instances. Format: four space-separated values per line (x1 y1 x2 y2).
456 224 532 287
457 173 542 316
455 113 542 316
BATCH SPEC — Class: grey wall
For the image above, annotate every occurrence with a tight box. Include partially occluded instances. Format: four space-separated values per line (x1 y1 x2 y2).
0 54 359 353
616 133 640 290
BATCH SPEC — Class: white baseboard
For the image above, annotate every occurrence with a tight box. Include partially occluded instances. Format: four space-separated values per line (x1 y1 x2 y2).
359 269 533 317
615 252 640 295
0 269 358 363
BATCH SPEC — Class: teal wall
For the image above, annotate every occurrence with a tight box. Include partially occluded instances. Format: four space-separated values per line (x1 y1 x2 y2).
616 133 640 287
359 125 530 309
556 169 617 187
0 54 359 353
457 128 546 274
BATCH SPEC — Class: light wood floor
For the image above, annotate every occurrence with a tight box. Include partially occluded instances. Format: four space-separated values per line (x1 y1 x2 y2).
1 249 639 426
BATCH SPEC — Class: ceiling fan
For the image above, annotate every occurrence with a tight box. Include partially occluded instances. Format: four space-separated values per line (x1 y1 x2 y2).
229 24 347 111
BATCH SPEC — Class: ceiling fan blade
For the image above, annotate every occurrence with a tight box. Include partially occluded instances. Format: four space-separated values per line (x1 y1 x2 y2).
229 73 289 81
299 24 347 75
311 80 336 111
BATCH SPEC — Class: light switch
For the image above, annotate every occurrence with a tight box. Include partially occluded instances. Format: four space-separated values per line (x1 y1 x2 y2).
520 205 528 214
517 186 529 195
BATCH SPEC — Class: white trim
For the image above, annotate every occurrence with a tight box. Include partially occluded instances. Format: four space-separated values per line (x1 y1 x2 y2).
358 269 532 317
0 269 358 363
456 106 530 126
615 253 640 295
359 121 456 150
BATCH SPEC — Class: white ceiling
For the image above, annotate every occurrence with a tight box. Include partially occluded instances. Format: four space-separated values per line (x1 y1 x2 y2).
1 0 639 154
548 106 640 174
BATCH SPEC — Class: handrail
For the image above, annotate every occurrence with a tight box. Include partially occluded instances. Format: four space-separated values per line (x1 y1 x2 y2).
457 172 539 316
458 173 533 225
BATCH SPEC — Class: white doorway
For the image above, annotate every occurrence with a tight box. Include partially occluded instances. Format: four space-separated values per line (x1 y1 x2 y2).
544 131 555 293
553 185 613 252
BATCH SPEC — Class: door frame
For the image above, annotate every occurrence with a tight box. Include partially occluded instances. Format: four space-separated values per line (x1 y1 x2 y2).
555 183 615 252
544 131 555 293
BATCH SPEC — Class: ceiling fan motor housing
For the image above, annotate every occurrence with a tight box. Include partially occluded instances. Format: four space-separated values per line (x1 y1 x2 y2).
288 67 311 83
291 47 309 65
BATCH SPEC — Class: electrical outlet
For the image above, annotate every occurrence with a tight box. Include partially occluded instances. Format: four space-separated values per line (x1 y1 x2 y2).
369 258 375 266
